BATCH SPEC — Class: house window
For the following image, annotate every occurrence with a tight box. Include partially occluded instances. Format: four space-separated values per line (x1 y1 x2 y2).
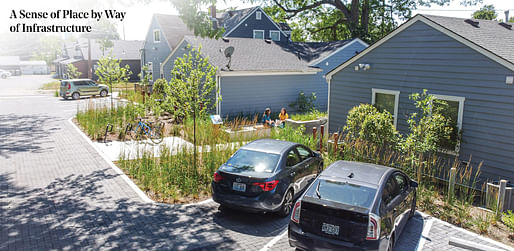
153 30 160 43
432 94 465 152
371 88 400 127
253 30 264 39
147 62 153 81
270 30 280 41
256 11 262 20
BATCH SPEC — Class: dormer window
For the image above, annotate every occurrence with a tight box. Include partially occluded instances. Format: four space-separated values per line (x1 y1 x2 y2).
253 30 264 39
256 11 262 20
153 29 160 43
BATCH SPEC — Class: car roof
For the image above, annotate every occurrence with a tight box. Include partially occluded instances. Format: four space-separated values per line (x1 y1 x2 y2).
62 79 93 82
320 160 396 186
240 139 297 155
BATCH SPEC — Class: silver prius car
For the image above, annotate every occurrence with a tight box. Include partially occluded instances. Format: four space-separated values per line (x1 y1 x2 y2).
212 139 323 216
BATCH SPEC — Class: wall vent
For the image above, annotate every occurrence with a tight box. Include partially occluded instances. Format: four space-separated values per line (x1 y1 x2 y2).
464 19 480 28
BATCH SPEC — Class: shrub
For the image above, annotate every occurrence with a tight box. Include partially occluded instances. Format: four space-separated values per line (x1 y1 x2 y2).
344 104 398 146
290 110 327 121
289 91 317 113
152 78 167 97
401 90 456 155
503 210 514 231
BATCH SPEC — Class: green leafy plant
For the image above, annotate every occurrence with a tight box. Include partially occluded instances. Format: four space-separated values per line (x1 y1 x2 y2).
503 210 514 232
289 91 317 113
152 78 167 98
95 54 132 110
66 63 82 79
164 45 219 120
290 110 327 121
344 104 398 146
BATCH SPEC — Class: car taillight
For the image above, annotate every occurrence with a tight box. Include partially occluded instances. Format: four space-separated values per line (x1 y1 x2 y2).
252 180 279 191
366 213 380 240
213 172 223 182
67 83 71 89
291 201 301 223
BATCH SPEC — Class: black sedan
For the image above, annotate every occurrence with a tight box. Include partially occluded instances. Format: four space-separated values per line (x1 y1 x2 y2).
212 139 323 216
288 160 417 251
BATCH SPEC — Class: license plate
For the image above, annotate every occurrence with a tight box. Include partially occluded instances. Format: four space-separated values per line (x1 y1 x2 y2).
321 223 339 236
232 182 246 192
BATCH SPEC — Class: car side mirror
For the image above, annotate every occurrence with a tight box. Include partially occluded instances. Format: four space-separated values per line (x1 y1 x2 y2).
410 180 418 188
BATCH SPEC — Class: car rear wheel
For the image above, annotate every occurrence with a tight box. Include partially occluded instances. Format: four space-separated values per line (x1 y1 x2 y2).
100 90 108 97
277 189 293 217
1 74 6 79
72 92 80 100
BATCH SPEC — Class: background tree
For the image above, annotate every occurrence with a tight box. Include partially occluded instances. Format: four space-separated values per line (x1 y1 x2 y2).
66 64 82 79
472 5 497 20
31 35 63 66
95 55 132 110
164 0 481 43
510 16 514 23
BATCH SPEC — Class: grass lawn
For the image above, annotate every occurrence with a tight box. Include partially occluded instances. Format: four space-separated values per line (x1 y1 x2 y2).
40 80 61 90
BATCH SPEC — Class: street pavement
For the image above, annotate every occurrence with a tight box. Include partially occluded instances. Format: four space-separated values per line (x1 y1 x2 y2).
1 75 511 251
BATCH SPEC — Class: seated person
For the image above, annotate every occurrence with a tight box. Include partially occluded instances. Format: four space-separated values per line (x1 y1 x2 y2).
262 108 274 127
277 107 288 128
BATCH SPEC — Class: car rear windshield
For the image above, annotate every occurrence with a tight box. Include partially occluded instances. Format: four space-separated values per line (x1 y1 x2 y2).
61 81 69 87
312 179 377 208
221 149 280 173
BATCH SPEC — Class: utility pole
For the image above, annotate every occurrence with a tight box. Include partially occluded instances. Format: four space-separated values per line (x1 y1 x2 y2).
87 38 92 79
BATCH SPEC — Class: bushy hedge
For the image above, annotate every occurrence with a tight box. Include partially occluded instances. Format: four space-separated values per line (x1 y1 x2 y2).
344 104 398 147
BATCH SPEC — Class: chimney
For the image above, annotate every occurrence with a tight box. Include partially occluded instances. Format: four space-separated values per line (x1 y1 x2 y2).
506 10 510 23
210 5 216 18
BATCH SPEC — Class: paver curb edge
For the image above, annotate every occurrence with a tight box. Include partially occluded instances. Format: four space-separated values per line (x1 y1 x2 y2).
68 116 153 203
68 116 216 207
418 211 514 251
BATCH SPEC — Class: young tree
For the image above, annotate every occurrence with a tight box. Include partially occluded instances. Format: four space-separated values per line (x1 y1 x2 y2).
164 45 218 120
66 64 82 79
472 5 497 20
164 45 219 171
95 55 132 110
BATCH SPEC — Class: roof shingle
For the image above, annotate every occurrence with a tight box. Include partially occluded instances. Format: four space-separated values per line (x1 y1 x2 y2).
423 14 514 64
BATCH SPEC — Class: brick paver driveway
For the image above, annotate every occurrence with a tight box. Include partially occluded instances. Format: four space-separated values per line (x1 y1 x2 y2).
2 76 510 251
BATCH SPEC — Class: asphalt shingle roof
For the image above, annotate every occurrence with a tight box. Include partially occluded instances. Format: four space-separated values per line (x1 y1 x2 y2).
154 14 195 49
183 36 355 72
220 7 257 34
423 14 514 64
77 39 143 60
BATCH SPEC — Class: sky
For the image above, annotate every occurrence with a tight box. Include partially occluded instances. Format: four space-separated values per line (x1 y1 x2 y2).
1 0 513 41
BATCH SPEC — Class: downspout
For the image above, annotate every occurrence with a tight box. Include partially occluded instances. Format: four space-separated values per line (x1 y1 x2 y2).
216 74 222 116
326 75 332 134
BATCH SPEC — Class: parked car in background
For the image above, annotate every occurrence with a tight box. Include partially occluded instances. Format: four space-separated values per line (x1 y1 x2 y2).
0 69 11 79
212 139 323 216
288 161 417 251
59 79 109 100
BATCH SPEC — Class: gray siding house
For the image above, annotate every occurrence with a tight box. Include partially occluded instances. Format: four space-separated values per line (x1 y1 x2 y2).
326 14 514 181
221 6 291 43
162 36 367 117
141 8 292 84
141 14 194 84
